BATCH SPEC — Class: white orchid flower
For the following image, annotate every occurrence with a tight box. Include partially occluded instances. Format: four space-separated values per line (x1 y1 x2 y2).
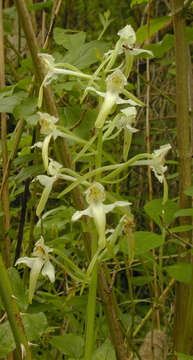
105 25 153 74
38 53 93 108
36 159 76 217
87 70 138 128
72 182 131 248
15 237 55 303
103 106 138 159
134 144 172 183
38 112 64 171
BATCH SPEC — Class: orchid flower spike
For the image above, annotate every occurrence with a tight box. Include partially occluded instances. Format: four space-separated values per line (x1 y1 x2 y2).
38 53 93 108
15 236 55 303
72 182 131 249
87 69 138 128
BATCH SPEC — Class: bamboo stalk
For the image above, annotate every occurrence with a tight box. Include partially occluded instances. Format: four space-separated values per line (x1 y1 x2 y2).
172 0 193 353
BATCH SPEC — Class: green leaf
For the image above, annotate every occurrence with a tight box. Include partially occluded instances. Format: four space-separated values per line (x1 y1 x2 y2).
54 28 86 49
170 225 193 233
184 186 193 197
174 208 193 217
135 231 164 256
62 40 109 69
130 0 148 7
144 199 178 228
0 95 23 113
22 312 48 341
28 0 53 11
49 334 84 358
175 352 193 360
165 263 192 283
92 338 116 360
8 267 28 311
132 276 154 286
136 17 170 43
144 34 174 58
15 164 44 183
13 97 37 119
0 321 15 356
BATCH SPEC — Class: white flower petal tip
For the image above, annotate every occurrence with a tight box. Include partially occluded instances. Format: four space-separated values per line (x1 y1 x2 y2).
116 106 138 133
118 25 136 46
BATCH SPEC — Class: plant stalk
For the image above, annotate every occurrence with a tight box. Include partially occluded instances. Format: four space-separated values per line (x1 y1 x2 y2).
0 254 32 360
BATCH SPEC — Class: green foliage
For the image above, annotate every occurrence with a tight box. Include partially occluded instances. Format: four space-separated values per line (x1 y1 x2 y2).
49 334 84 358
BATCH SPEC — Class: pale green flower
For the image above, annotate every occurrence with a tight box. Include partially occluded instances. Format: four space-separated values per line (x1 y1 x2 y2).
38 112 63 170
36 159 76 217
72 182 131 248
105 25 153 73
38 53 93 107
87 70 138 128
15 237 55 303
134 144 172 183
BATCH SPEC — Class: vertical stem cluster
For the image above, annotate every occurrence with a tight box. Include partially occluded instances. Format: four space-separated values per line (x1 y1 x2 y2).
172 0 192 354
0 0 10 267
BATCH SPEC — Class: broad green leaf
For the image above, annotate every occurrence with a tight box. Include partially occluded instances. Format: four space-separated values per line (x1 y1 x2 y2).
0 95 23 113
49 334 84 358
136 17 170 43
174 208 193 217
54 28 86 49
184 186 193 197
13 97 37 119
170 225 193 233
135 231 164 256
144 34 174 58
144 199 178 228
92 338 116 360
165 263 192 283
62 40 109 69
22 312 48 341
0 321 15 356
8 267 28 311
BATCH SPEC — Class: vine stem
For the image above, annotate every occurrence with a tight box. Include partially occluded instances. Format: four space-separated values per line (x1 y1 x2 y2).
0 254 32 360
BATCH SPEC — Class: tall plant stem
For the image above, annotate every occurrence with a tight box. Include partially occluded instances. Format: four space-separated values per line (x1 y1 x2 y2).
13 1 129 358
172 0 192 354
0 254 32 360
84 233 98 360
0 0 10 267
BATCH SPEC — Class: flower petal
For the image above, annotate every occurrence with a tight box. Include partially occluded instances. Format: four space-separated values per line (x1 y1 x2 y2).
72 206 93 221
29 258 44 303
103 201 131 213
42 260 55 283
15 257 36 269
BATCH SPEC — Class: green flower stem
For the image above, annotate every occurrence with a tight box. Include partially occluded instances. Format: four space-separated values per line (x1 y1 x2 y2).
0 254 32 360
95 128 103 181
58 153 153 198
84 233 98 360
